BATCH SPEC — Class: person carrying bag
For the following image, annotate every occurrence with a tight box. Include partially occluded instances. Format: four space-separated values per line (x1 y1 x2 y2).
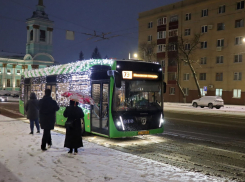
65 115 74 129
63 100 84 154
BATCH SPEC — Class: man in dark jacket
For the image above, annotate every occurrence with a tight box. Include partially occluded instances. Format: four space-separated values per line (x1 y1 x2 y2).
39 89 59 151
25 92 40 134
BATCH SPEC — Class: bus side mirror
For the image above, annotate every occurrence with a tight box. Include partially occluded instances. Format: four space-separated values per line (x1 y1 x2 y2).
163 82 166 93
107 70 121 88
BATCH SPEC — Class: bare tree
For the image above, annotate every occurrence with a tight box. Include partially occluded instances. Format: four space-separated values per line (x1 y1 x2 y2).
168 34 202 100
138 42 157 62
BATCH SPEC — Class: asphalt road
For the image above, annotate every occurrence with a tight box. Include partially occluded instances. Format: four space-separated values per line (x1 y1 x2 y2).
0 101 22 118
1 102 245 181
164 109 245 146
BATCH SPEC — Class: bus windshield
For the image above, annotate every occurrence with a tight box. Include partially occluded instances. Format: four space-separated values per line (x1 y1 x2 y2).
113 80 162 111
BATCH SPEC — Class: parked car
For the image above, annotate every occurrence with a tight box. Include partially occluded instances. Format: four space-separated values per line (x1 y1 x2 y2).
192 96 224 109
0 90 11 96
10 91 20 97
0 96 8 102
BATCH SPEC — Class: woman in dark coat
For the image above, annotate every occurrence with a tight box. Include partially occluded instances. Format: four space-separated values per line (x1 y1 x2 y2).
63 100 84 154
25 92 40 134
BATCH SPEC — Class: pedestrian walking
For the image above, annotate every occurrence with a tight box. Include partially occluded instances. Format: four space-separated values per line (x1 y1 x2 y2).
25 92 40 134
63 100 84 154
39 89 59 151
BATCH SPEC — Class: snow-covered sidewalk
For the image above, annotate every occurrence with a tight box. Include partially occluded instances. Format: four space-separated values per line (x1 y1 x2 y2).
0 115 223 182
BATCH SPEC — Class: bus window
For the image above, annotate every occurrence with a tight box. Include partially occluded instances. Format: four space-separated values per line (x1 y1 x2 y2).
46 85 56 100
40 83 46 99
31 84 41 100
57 83 69 106
113 80 162 111
51 85 56 100
92 83 101 121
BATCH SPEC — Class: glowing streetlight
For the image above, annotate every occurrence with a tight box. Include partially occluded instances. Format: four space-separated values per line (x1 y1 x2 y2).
129 53 138 59
243 38 245 42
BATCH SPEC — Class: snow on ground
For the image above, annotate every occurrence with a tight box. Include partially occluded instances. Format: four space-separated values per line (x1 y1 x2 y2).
164 102 245 116
0 115 224 182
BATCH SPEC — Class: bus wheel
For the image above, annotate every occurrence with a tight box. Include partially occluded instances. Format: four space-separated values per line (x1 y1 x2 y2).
81 119 85 136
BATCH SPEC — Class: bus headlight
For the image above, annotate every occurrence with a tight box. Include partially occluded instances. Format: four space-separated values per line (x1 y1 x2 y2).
159 113 164 127
117 121 121 126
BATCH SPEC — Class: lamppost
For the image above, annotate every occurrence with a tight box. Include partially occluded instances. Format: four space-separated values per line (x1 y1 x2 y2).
129 53 138 59
133 53 138 59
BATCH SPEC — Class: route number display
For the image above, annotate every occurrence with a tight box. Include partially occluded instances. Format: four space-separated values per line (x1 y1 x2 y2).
122 71 133 79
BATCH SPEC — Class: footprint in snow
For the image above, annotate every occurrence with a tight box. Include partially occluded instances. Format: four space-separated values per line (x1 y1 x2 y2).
104 176 113 181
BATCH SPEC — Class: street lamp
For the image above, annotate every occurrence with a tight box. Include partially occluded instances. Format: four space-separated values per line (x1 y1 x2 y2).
129 53 138 59
243 38 245 42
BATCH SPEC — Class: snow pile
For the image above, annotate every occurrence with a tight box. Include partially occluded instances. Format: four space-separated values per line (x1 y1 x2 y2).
0 115 223 182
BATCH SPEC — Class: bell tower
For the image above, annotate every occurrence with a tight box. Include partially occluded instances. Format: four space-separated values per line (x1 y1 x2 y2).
26 0 54 63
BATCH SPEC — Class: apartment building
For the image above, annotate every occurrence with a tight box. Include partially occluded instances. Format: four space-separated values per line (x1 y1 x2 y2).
138 0 245 104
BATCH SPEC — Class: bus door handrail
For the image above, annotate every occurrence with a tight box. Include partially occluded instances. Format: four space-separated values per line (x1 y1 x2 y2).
93 104 100 119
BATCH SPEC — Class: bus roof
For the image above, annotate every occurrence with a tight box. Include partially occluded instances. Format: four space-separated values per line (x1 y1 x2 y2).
24 59 114 78
23 59 160 78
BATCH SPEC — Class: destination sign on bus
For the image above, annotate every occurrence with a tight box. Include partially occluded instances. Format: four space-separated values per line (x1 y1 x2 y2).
122 71 158 80
122 71 133 79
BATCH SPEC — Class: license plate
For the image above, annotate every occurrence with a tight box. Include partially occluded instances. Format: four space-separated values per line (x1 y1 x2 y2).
138 130 149 135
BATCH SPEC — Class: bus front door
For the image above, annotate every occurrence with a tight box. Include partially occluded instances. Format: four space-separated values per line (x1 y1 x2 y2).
46 85 56 101
91 81 109 136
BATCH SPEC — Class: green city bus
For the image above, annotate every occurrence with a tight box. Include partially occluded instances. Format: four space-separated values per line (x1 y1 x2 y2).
19 59 166 138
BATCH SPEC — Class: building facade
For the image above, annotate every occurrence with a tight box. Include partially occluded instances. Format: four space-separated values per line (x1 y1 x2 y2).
138 0 245 105
0 0 54 91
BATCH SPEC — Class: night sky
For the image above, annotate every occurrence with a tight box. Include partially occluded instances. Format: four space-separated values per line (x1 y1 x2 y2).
0 0 179 64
